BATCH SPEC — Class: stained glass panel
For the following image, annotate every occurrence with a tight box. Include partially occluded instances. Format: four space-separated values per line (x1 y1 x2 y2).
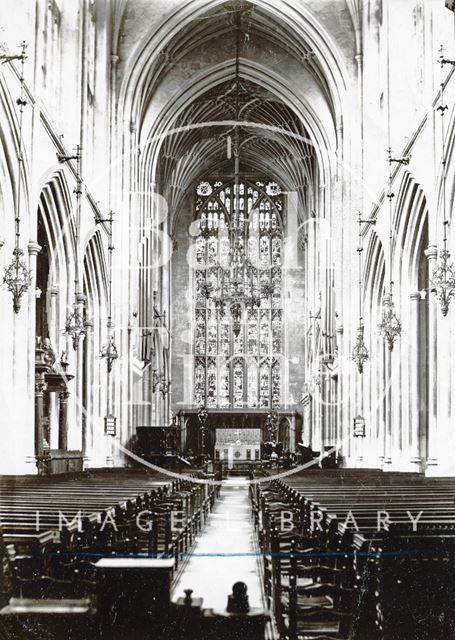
260 310 270 355
233 359 244 408
192 179 283 408
219 360 230 407
195 310 206 354
207 310 217 355
233 323 244 355
247 309 258 355
195 358 205 402
272 358 281 408
196 236 205 266
272 310 282 353
260 235 270 268
259 359 270 408
207 366 217 408
207 236 217 265
272 236 281 266
219 319 230 356
247 361 258 408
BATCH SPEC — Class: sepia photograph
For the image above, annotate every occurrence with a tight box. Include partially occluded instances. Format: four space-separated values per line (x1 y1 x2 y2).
0 0 455 638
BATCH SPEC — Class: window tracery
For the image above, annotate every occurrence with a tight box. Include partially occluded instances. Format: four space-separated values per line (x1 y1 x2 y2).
193 179 284 409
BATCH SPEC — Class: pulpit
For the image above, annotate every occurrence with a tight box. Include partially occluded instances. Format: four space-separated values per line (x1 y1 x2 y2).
35 337 80 475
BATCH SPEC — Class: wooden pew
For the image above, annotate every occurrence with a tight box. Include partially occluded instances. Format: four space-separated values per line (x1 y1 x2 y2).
255 469 455 639
0 468 219 638
0 469 217 600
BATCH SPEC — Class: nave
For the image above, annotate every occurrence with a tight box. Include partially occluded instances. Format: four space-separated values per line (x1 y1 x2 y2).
1 464 455 639
172 477 264 611
2 1 455 639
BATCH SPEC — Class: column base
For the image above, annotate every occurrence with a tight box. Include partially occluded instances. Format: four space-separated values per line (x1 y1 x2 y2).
425 458 440 477
409 456 422 471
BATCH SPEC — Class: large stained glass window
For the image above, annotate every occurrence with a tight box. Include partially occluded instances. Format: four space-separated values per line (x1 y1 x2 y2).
192 179 284 409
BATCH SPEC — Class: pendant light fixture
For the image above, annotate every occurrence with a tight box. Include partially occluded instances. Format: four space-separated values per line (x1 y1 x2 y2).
352 211 369 373
64 145 86 349
100 210 118 371
2 42 31 313
378 147 402 351
429 46 455 316
378 13 405 351
378 34 403 352
209 7 261 333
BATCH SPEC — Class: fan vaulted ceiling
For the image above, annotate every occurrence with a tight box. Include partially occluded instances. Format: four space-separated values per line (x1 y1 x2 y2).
124 0 352 215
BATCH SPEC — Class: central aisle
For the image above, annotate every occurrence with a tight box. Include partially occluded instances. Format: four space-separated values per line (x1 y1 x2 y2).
172 477 264 610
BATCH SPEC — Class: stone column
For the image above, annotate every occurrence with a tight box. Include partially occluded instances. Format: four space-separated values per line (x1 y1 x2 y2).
58 391 70 451
301 394 312 449
127 318 134 449
382 294 393 467
424 245 438 469
28 242 41 402
409 292 422 470
47 286 60 450
75 293 86 449
356 371 365 467
48 286 59 347
335 326 344 456
83 320 93 457
289 414 296 453
321 373 328 448
34 376 47 458
181 414 187 453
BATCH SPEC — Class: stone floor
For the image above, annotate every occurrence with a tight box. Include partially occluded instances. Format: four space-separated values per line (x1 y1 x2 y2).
172 477 265 611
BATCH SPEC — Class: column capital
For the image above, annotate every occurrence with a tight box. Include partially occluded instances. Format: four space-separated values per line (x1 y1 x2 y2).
409 291 421 301
35 380 47 394
28 241 41 256
76 293 86 305
424 245 438 261
49 286 59 296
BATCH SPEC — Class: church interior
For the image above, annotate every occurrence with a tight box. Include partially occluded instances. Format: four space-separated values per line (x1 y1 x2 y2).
1 0 455 638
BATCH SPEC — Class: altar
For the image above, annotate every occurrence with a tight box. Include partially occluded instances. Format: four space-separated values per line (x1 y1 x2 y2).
215 428 261 465
176 408 302 459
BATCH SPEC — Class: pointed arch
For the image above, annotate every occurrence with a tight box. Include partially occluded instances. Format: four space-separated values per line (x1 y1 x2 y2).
393 171 429 292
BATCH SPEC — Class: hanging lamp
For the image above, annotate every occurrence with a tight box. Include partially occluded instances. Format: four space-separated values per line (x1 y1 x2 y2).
64 145 87 350
100 210 118 371
378 149 402 351
2 42 32 313
429 46 455 316
207 8 262 328
352 211 369 372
